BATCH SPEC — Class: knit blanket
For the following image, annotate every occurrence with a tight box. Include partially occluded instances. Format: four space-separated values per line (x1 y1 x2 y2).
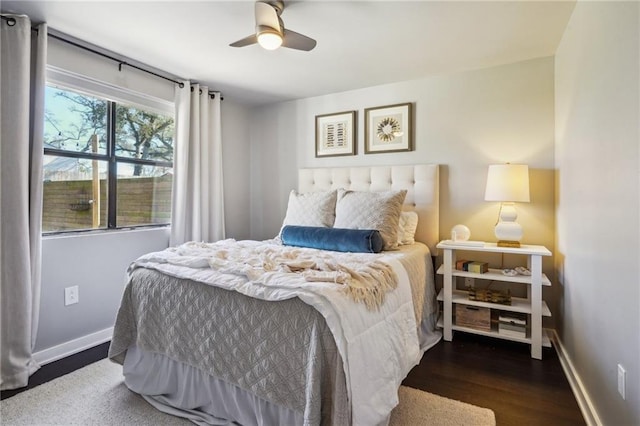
142 239 398 310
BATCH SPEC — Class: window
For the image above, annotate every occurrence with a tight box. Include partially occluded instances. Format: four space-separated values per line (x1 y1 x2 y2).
43 84 174 233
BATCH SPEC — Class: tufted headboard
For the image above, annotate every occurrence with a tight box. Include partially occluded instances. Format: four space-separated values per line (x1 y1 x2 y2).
298 164 440 253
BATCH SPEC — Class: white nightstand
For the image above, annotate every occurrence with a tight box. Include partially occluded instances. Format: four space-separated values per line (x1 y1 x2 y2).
436 241 552 360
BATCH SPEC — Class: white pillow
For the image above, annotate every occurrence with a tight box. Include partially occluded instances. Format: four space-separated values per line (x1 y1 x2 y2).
334 189 407 250
278 190 337 237
397 211 419 245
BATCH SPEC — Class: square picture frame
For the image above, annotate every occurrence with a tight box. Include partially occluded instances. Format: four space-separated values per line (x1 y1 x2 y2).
315 111 356 157
364 103 413 154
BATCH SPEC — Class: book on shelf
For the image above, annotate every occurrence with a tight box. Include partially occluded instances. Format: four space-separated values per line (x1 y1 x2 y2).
498 327 527 339
456 259 469 270
498 314 527 326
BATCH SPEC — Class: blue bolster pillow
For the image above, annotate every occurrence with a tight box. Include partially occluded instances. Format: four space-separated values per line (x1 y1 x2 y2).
281 225 384 253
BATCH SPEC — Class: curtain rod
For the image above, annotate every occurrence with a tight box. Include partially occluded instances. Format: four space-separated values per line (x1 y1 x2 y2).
3 14 225 99
47 33 185 89
1 15 16 25
191 86 224 101
2 15 183 88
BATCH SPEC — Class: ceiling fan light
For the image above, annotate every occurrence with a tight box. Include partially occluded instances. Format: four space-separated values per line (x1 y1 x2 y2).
257 31 282 50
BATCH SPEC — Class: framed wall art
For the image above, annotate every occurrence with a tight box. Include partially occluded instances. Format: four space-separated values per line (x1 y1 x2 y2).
364 103 413 154
315 111 356 157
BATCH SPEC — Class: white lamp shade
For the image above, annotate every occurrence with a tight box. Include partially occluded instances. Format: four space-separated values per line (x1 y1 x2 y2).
484 164 530 202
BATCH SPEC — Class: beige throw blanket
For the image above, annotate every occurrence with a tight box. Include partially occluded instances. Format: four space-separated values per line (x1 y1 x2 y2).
171 240 398 310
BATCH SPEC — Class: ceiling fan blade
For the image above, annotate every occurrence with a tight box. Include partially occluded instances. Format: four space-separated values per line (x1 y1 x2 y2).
229 34 258 48
255 1 281 31
282 29 317 51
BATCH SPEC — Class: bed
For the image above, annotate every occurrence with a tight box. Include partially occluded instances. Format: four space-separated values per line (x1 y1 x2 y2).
109 164 441 426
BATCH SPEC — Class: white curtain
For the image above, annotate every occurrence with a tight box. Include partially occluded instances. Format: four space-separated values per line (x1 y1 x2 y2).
170 83 225 245
0 15 47 390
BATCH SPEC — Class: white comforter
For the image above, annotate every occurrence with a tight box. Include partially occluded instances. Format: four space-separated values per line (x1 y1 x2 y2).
129 239 421 425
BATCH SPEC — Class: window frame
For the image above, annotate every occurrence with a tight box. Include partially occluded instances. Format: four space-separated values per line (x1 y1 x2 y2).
44 67 175 234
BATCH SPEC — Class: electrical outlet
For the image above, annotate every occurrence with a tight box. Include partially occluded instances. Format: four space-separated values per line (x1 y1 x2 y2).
64 286 79 306
618 364 626 400
464 277 475 288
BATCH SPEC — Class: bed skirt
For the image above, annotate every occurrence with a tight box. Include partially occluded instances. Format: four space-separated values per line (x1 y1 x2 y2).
123 345 307 426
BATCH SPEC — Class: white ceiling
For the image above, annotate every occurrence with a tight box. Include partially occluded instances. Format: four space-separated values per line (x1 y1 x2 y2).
1 1 576 106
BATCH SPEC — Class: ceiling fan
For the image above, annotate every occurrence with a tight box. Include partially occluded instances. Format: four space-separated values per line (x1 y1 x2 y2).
229 1 317 51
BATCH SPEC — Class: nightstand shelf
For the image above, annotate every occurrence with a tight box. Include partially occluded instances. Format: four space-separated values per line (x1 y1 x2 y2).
436 240 552 360
436 289 552 317
435 265 551 286
436 316 552 347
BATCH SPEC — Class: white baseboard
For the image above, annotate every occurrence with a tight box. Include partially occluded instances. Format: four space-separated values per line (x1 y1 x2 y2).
551 330 602 426
33 327 113 366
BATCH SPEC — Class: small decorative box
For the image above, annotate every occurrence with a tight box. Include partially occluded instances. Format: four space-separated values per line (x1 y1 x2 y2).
455 260 488 273
455 305 492 331
467 261 488 274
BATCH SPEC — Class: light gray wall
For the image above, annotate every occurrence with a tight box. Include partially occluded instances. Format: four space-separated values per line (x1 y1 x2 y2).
221 99 252 240
555 1 640 424
249 57 557 315
37 228 169 351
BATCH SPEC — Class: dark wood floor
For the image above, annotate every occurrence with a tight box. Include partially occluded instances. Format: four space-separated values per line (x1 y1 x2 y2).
404 333 585 425
2 336 584 425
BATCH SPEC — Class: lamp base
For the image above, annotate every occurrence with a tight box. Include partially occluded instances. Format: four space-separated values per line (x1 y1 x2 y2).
497 240 521 248
494 204 523 247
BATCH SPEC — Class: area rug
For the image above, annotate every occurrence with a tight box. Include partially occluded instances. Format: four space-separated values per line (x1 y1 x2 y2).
1 359 495 425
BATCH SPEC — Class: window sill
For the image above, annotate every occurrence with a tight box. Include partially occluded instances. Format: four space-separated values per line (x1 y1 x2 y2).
43 224 170 240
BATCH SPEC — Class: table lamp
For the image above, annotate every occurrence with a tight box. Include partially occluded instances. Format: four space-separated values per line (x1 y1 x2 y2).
484 164 530 247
